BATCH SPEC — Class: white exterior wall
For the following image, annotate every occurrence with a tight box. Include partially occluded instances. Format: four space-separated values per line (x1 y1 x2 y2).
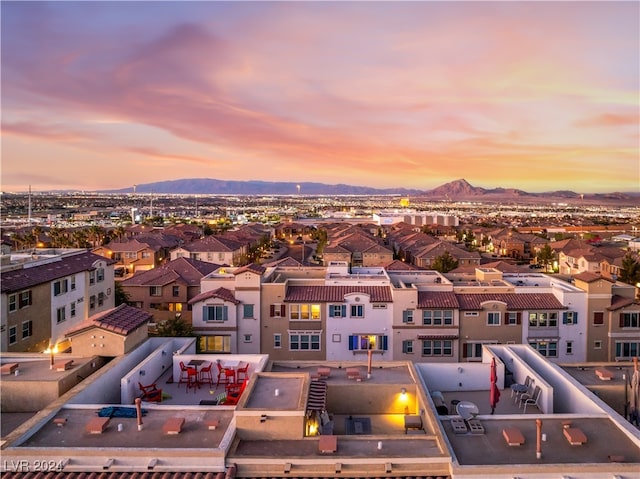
191 296 239 352
553 288 588 363
234 271 262 354
324 292 393 361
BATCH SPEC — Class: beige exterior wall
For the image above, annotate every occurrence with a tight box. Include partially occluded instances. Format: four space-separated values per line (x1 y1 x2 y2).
362 250 394 267
322 252 351 265
459 301 522 360
69 326 148 357
608 304 640 362
573 277 613 362
4 283 51 353
122 281 192 324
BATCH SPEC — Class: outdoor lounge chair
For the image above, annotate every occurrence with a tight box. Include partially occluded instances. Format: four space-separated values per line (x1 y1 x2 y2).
138 382 163 403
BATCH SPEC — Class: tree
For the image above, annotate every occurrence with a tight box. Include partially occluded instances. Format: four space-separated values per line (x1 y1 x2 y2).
431 251 459 273
155 314 194 337
619 253 640 285
114 281 130 306
536 244 556 271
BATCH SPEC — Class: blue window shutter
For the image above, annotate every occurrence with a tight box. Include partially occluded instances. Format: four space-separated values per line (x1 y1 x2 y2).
223 305 228 321
348 335 357 350
382 335 388 351
562 312 568 324
202 306 208 321
403 311 409 323
329 306 335 318
574 312 578 323
341 305 346 317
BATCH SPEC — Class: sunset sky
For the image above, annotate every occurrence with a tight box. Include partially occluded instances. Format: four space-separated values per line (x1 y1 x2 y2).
1 1 638 193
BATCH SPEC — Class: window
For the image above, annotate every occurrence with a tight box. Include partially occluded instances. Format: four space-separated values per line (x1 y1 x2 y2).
8 294 16 313
464 311 479 317
198 335 231 353
403 310 414 324
98 292 105 306
615 341 640 359
22 320 32 339
96 268 105 282
372 304 387 309
290 304 321 320
289 333 321 351
594 340 602 349
422 340 453 357
54 279 68 296
563 311 578 325
593 311 604 325
203 305 228 322
19 291 32 308
141 251 151 259
329 304 346 317
620 312 640 328
507 312 521 325
172 286 180 297
149 286 162 297
566 340 573 355
243 304 254 319
270 304 286 317
402 340 413 354
529 340 557 357
348 334 388 351
423 310 453 325
9 326 17 345
529 312 558 327
274 333 282 349
70 276 76 290
56 306 66 323
168 303 183 312
350 304 364 318
243 334 252 343
89 271 96 285
70 302 76 318
463 342 484 359
90 295 96 310
487 312 501 326
125 252 137 259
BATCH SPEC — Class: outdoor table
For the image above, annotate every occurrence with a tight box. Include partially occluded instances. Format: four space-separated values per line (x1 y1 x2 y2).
188 359 206 388
456 401 479 420
510 383 528 400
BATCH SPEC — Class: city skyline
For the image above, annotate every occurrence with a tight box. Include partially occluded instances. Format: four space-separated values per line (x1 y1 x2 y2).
1 1 638 193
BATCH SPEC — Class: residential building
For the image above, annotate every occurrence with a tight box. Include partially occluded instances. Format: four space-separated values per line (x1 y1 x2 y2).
170 235 245 266
93 234 179 275
120 257 219 324
1 249 115 352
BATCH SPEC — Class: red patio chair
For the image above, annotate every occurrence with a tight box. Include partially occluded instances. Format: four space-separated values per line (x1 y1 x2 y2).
236 362 249 383
138 382 163 403
199 362 214 387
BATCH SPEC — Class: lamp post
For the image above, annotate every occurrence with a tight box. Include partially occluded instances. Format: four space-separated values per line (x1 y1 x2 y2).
49 343 55 370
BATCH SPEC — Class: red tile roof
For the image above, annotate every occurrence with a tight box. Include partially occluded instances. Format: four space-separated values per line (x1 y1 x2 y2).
609 295 636 311
1 251 115 294
66 304 152 337
121 257 219 287
456 293 565 310
188 287 240 305
417 291 460 309
285 285 393 303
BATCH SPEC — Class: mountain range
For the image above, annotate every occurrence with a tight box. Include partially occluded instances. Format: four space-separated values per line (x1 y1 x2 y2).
104 178 639 204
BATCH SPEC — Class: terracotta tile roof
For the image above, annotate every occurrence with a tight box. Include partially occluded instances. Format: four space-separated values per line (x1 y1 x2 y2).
3 473 227 479
609 294 637 311
418 291 460 309
285 285 393 303
384 260 419 271
180 235 243 253
121 257 219 287
188 287 240 305
573 271 610 283
66 304 152 337
1 251 114 294
456 293 565 310
233 263 266 275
